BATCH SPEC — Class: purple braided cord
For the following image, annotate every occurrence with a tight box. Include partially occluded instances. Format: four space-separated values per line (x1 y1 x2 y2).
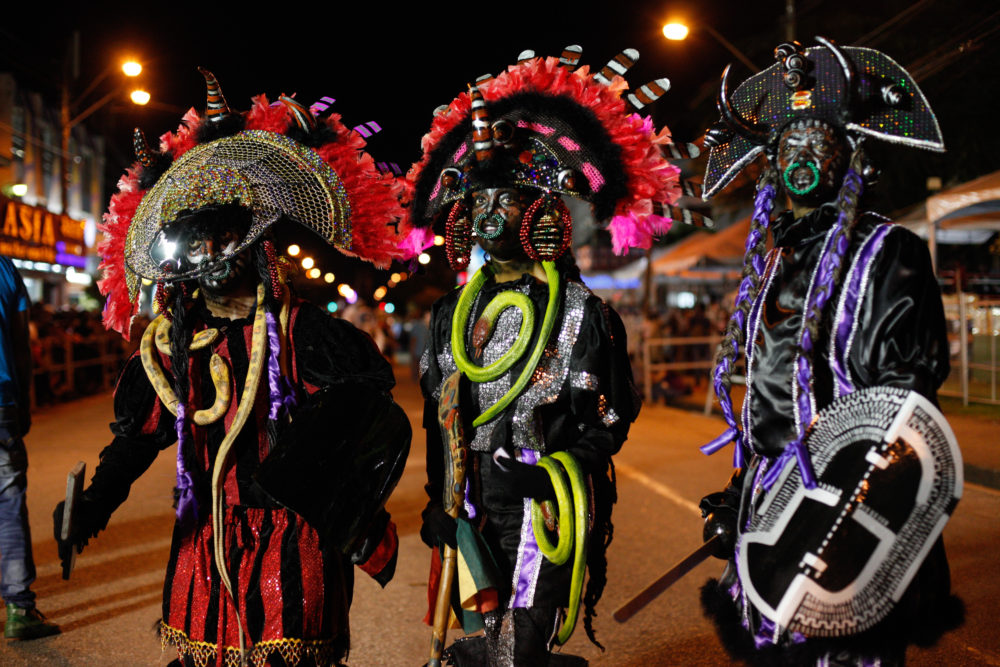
174 402 198 523
764 167 864 491
265 311 287 420
703 183 776 468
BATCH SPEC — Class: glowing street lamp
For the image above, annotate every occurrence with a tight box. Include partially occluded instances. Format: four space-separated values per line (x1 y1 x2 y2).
418 252 431 265
122 61 143 77
661 20 759 73
130 89 151 105
662 23 689 40
301 257 315 270
307 267 321 279
287 244 301 256
10 183 27 197
323 272 335 283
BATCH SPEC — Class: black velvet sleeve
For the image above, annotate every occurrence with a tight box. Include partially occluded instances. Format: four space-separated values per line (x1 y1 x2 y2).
293 303 396 393
849 227 950 402
420 297 452 508
562 295 642 472
83 354 176 531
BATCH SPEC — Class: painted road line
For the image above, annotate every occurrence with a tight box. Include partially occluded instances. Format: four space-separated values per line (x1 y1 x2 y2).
616 462 701 516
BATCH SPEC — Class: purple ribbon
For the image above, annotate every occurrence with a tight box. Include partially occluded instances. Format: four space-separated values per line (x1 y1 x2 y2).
174 403 198 523
265 311 299 420
831 223 892 397
511 449 541 609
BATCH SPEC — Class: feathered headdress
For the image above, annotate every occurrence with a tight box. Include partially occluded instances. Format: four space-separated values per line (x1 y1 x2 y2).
99 69 407 338
404 46 684 257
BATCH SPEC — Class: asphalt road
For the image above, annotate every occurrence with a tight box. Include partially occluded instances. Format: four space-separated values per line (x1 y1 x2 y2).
2 366 998 666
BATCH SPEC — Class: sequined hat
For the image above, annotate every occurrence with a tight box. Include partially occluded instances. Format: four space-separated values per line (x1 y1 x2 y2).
100 69 406 338
702 36 945 198
403 46 683 256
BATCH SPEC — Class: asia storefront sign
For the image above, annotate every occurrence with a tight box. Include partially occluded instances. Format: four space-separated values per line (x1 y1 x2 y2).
0 195 88 268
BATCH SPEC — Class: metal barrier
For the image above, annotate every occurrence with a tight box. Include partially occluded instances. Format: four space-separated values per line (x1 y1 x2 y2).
641 334 745 414
30 334 130 410
942 293 1000 406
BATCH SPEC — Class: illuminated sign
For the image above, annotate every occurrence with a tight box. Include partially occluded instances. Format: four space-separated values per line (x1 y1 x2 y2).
0 195 88 267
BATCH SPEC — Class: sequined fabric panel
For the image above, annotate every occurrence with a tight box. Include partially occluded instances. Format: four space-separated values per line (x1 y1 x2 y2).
510 282 588 451
470 287 527 451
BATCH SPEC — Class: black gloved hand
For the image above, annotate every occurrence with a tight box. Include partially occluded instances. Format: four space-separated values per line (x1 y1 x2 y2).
53 500 87 572
420 504 457 550
699 491 738 560
490 454 555 502
53 495 109 571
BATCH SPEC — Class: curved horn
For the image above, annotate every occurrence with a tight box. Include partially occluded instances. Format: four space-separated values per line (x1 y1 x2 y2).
815 36 856 122
469 85 495 164
278 94 317 132
197 67 232 123
133 127 155 167
717 65 768 145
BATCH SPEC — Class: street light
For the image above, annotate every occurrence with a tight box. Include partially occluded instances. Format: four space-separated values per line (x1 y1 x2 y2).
130 90 151 106
61 54 149 215
662 20 760 73
662 23 689 41
122 61 143 77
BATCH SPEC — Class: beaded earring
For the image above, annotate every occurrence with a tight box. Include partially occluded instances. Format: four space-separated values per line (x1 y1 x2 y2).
262 239 283 300
520 194 572 261
445 200 473 271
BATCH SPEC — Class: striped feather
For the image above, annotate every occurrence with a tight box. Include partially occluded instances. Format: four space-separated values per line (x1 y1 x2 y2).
559 45 583 69
310 96 336 114
516 49 536 64
594 48 639 85
627 77 671 111
475 73 494 86
663 141 701 161
278 95 318 131
352 121 382 138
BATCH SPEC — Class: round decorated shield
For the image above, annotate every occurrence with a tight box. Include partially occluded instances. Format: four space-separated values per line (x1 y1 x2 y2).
736 386 962 637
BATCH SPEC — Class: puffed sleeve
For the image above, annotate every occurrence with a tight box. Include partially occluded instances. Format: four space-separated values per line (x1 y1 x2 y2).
420 297 453 507
83 353 176 529
848 227 950 401
561 294 642 472
292 303 396 393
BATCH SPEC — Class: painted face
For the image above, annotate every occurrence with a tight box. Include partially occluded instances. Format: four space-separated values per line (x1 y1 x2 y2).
776 121 848 207
148 214 251 294
469 187 531 261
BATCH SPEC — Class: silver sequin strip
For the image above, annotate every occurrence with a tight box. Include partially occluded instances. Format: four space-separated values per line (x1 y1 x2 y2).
469 286 529 451
510 283 589 451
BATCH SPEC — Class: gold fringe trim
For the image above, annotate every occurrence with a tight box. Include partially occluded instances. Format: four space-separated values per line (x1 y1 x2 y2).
160 621 339 667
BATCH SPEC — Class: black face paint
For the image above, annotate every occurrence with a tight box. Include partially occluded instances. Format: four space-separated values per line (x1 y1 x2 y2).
776 121 848 208
469 187 531 262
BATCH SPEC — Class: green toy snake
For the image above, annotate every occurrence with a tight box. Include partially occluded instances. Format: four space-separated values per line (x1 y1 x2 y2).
531 451 588 645
451 260 560 427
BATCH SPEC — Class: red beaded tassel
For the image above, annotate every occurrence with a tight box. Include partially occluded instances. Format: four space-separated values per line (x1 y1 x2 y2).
154 282 172 320
262 239 283 300
520 195 572 261
445 200 472 271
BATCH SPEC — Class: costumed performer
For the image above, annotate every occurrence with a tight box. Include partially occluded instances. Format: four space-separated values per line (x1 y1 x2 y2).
697 38 964 666
53 69 412 667
405 46 683 665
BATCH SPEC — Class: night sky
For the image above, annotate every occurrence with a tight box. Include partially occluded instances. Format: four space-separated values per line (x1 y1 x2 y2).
3 0 997 302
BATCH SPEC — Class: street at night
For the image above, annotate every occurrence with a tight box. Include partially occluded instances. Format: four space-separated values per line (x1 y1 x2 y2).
0 367 997 666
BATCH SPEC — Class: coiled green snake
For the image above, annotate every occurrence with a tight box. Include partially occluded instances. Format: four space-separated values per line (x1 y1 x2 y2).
531 451 588 646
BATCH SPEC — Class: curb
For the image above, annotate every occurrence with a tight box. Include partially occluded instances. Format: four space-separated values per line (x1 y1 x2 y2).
964 464 1000 491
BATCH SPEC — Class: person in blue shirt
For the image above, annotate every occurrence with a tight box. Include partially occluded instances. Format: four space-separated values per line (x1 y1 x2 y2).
0 256 59 639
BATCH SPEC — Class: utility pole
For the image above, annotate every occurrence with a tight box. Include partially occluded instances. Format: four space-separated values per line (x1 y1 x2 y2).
785 0 797 42
59 31 80 216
